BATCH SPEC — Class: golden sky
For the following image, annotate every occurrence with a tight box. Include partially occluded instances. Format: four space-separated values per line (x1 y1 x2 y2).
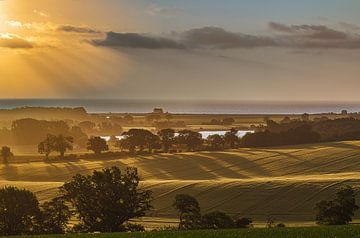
1 0 360 101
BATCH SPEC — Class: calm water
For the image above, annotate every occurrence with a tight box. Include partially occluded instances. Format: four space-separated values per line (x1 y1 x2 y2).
101 130 254 141
0 99 360 114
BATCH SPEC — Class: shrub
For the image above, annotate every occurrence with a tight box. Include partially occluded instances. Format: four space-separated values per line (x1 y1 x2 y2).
235 217 253 228
201 211 234 229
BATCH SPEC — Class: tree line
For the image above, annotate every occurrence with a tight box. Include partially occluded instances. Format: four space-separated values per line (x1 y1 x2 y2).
0 166 358 236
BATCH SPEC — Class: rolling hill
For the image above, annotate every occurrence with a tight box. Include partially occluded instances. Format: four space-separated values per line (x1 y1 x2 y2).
1 140 360 227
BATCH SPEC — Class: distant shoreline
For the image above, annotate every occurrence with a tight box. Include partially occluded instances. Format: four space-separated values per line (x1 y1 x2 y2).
0 99 360 114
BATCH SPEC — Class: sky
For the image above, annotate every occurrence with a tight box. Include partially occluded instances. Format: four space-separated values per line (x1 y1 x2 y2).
0 0 360 101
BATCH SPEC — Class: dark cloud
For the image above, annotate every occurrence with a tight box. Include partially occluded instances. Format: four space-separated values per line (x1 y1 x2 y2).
183 27 276 48
0 35 33 49
93 31 184 49
268 22 293 33
57 25 100 34
269 22 348 40
94 23 360 50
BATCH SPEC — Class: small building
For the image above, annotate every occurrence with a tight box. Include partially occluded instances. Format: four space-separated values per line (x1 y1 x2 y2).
153 108 164 114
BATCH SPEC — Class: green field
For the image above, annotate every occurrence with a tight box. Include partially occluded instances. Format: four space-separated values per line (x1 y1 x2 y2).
10 226 360 238
1 140 360 228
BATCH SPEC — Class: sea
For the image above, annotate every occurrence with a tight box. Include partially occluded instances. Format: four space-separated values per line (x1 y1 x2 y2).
0 99 360 114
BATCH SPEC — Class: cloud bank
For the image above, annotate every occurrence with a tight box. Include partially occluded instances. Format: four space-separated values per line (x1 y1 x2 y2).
94 23 360 50
93 31 184 49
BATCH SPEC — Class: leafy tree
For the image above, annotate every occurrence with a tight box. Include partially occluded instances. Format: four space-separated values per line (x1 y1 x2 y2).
176 130 203 151
1 146 13 164
87 137 109 155
158 129 175 153
224 128 239 148
315 186 359 225
173 194 201 230
120 129 158 154
201 211 234 229
61 167 152 232
38 134 56 159
0 187 41 236
207 134 225 151
38 134 73 159
54 135 74 158
39 197 71 234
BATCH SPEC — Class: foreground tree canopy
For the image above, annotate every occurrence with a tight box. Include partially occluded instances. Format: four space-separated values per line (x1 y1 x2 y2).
61 166 152 232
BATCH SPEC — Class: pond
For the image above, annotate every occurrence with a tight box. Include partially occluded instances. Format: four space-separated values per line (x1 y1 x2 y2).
101 130 254 141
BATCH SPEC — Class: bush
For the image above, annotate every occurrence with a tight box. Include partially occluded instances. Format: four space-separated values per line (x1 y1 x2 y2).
235 217 253 228
201 211 234 229
276 223 286 228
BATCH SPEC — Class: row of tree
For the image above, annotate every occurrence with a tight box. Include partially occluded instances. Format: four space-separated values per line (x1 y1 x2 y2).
32 128 241 160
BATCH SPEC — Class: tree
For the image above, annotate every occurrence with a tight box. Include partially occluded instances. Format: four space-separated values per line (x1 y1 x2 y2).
119 129 157 154
87 137 109 155
0 187 41 236
144 132 161 153
315 186 359 225
61 167 152 232
38 134 73 159
207 134 225 151
53 135 74 158
39 197 71 234
222 117 235 125
173 194 201 230
38 134 56 159
1 146 13 164
224 128 239 149
158 128 175 153
201 211 234 229
176 130 203 151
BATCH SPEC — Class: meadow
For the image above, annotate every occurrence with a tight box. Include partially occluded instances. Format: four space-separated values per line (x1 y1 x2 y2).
1 140 360 228
10 226 360 238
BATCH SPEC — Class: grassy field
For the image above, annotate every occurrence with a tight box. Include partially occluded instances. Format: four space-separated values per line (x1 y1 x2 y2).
10 226 360 238
1 140 360 228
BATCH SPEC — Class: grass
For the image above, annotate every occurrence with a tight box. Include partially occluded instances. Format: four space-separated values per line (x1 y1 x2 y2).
1 140 360 227
11 226 360 238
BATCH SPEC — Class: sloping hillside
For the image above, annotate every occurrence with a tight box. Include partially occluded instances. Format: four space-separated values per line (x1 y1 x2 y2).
1 141 360 223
